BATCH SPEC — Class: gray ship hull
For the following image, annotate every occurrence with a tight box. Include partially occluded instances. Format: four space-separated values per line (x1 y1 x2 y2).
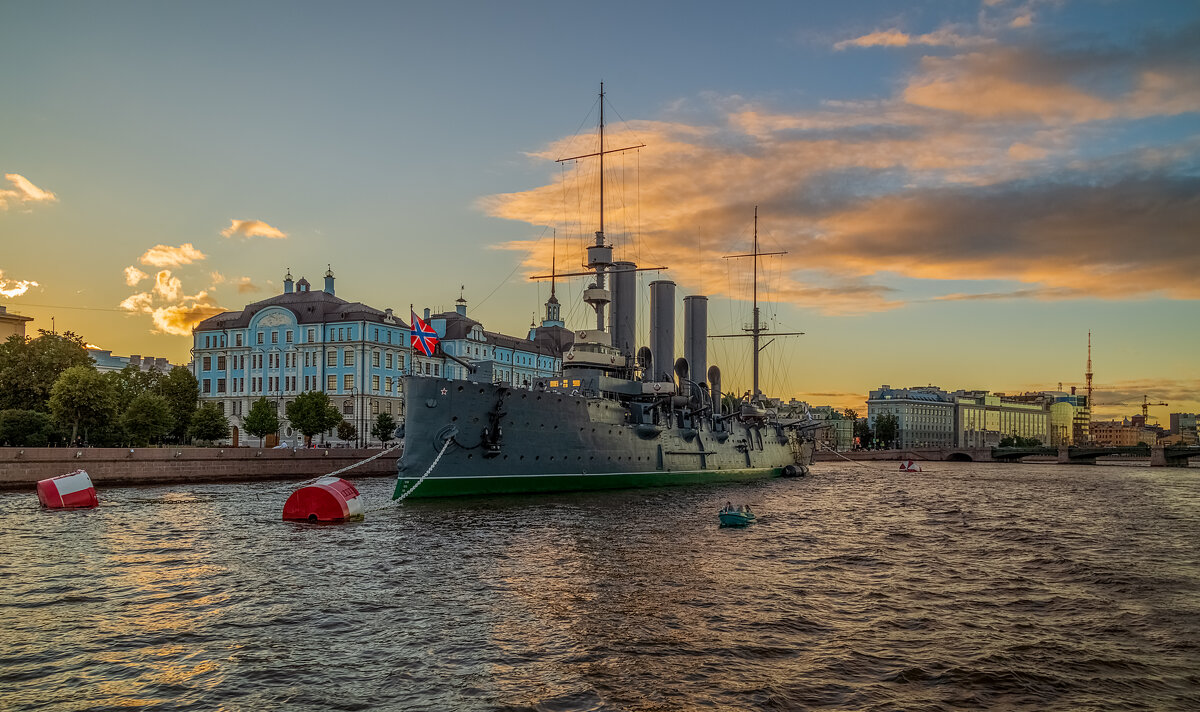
394 376 813 499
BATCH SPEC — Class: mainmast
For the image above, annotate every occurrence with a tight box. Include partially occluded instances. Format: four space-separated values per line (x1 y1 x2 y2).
715 207 803 399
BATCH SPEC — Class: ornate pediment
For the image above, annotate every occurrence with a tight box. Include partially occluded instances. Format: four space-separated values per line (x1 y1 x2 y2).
256 310 293 327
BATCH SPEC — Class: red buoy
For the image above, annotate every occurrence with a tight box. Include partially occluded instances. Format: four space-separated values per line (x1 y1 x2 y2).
37 469 99 509
282 477 364 522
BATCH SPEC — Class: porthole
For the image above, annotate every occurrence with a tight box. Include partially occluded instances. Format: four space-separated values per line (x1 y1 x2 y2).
457 385 464 392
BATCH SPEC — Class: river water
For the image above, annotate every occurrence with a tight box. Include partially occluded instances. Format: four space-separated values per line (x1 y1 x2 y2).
2 461 1198 711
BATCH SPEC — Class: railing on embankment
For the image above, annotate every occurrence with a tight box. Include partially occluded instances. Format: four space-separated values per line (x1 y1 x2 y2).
0 446 401 490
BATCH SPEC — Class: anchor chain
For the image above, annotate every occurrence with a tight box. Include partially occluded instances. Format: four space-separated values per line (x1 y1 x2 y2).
285 441 404 491
363 436 453 513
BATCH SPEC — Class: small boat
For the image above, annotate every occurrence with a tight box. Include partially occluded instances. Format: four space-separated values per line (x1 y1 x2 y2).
719 504 756 527
899 460 923 472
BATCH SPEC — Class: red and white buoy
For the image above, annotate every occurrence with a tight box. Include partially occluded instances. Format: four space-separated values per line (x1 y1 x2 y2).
37 469 100 509
282 477 364 522
899 460 922 473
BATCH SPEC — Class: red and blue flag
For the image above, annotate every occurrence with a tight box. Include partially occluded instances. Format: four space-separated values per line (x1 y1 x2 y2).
410 309 439 357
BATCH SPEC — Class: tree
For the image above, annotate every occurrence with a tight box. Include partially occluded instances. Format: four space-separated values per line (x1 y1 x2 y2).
337 420 357 443
243 397 280 447
286 391 342 446
189 402 230 444
853 417 872 446
161 367 200 442
371 413 397 446
842 408 858 422
107 364 163 405
121 392 173 446
0 330 92 411
874 413 899 448
49 365 116 444
0 409 56 446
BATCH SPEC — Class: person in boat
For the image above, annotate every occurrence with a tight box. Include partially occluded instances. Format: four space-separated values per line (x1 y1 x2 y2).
724 501 733 513
745 504 753 516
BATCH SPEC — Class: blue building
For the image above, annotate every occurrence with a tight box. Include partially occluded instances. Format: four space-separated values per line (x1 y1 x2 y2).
429 291 567 387
192 267 410 445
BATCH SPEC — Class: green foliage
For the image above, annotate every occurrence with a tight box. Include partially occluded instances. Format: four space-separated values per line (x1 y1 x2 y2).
999 434 1043 447
49 365 117 443
337 420 357 443
874 413 899 446
0 330 92 411
0 409 56 446
854 418 872 444
120 392 173 447
842 408 858 422
285 391 342 445
189 402 230 444
371 413 397 445
161 367 200 442
243 397 280 446
106 364 162 405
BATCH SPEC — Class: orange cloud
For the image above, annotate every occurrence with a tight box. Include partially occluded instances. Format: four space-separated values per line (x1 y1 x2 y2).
0 269 39 298
221 219 287 239
834 27 993 50
0 173 57 211
139 243 206 268
236 277 262 294
124 266 148 286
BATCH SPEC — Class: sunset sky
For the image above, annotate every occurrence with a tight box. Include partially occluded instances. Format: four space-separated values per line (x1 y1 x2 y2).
3 1 1197 420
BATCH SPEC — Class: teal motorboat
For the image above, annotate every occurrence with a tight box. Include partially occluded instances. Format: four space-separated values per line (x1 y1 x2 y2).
719 504 756 527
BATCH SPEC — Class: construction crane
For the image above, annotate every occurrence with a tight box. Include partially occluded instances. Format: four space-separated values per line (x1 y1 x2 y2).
1141 395 1168 419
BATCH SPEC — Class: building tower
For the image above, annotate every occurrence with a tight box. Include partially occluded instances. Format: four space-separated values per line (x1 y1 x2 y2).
283 268 294 294
324 265 335 295
1085 330 1093 426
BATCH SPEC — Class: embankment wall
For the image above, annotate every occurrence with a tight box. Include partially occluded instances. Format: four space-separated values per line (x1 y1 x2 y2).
0 447 398 489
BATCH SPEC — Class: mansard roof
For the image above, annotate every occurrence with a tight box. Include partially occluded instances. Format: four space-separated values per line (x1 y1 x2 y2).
194 290 409 331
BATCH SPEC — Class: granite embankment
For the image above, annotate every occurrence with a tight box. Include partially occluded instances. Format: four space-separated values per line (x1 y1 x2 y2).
0 446 399 489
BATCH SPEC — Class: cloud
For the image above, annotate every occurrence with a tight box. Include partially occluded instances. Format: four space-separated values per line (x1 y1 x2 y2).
0 270 39 298
834 27 994 50
481 25 1200 312
124 266 148 286
120 284 223 336
236 277 262 294
0 174 58 211
221 219 287 239
139 243 206 268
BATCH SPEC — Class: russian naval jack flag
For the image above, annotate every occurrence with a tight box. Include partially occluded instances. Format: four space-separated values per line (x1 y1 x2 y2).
411 308 439 357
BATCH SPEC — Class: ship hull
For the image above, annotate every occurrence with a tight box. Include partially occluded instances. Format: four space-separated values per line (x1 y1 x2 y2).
394 376 812 499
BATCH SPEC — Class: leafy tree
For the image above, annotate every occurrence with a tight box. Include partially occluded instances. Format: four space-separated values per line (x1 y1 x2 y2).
161 367 200 442
371 413 397 446
49 365 116 444
1000 434 1043 447
243 397 280 446
842 408 858 422
121 393 173 447
107 364 163 405
337 420 357 444
0 330 92 411
874 413 899 447
286 391 342 446
0 409 56 446
189 402 230 444
853 418 872 445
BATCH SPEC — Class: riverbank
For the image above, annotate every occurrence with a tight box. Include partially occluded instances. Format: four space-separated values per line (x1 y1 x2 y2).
0 446 399 490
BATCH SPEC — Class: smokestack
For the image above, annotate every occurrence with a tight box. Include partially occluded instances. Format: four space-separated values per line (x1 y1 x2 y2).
683 295 708 395
610 261 637 358
649 280 676 382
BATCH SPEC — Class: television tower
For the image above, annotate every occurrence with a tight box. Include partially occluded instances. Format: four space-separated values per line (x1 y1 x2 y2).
1085 330 1093 424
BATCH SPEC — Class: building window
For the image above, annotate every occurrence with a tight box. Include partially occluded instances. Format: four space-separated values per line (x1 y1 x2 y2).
203 379 211 394
327 374 337 391
257 333 264 345
217 378 226 394
327 351 337 367
338 328 344 341
385 352 393 369
307 328 315 343
271 331 278 344
385 377 392 393
286 330 293 343
236 333 243 346
344 348 354 366
203 356 211 371
344 374 354 391
217 356 226 370
385 401 392 414
372 375 380 391
372 400 379 415
343 401 353 415
424 363 430 375
399 354 405 370
434 364 439 376
372 351 380 368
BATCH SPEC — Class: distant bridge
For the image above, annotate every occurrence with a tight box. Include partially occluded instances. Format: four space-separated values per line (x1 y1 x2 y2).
815 445 1200 467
